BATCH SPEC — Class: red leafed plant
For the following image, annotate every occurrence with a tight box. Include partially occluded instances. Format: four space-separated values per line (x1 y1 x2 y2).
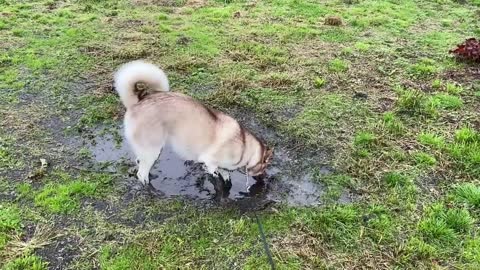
449 38 480 62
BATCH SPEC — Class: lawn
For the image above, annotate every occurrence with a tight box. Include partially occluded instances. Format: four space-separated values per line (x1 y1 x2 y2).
1 0 480 269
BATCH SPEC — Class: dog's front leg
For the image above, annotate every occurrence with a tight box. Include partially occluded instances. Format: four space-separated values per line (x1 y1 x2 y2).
202 163 218 176
217 168 231 182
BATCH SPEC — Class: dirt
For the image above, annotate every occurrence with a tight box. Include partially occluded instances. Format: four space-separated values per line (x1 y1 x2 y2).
84 125 346 208
34 235 81 270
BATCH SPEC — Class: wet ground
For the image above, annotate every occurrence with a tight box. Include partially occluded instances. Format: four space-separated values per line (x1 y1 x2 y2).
84 127 348 207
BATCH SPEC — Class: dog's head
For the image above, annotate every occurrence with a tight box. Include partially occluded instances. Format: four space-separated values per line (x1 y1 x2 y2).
247 145 274 177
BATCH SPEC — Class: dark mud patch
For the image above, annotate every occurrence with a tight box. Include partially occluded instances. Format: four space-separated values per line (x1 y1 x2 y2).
83 122 350 208
16 223 82 270
82 198 119 217
35 234 81 270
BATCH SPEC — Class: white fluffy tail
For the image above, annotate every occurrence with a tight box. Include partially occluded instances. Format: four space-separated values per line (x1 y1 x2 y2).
114 60 169 109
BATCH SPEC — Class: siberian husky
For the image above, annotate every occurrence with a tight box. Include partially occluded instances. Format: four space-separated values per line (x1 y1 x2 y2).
113 60 273 185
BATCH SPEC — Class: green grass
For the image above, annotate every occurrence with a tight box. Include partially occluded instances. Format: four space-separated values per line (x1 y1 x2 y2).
34 181 97 214
383 172 412 188
446 82 464 95
33 173 112 214
406 202 477 264
354 42 370 52
428 93 463 110
354 131 376 147
16 183 32 199
418 132 445 149
1 0 480 268
313 77 326 88
418 203 474 245
328 58 348 73
241 87 297 115
78 94 119 129
447 127 480 177
409 58 438 77
463 238 480 269
286 94 371 146
3 255 48 270
452 183 480 208
432 79 442 89
455 127 479 143
0 205 21 249
413 152 437 167
382 112 405 135
395 87 437 116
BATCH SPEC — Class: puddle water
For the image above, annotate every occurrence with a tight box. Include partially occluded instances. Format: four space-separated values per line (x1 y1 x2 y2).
85 129 346 207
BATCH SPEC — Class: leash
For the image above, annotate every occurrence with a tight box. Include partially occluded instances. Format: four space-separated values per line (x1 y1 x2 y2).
246 167 276 270
254 211 276 270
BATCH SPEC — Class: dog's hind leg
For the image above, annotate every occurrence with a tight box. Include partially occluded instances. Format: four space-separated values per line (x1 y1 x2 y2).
134 145 162 185
125 117 164 185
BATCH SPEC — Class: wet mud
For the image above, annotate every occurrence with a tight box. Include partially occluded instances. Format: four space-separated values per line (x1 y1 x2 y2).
85 127 348 207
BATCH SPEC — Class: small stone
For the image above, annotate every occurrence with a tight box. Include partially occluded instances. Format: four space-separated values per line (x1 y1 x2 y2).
40 158 48 169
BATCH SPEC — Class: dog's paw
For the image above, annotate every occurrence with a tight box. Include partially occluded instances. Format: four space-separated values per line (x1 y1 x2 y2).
137 171 150 185
139 178 150 185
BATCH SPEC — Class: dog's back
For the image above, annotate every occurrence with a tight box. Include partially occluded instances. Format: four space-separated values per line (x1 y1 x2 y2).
125 92 240 161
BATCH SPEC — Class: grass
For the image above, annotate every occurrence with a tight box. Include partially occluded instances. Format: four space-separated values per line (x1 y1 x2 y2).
0 135 24 173
1 0 480 269
448 127 480 177
446 82 464 95
354 131 376 147
34 181 97 214
418 132 445 149
383 172 412 188
33 173 112 214
328 58 349 73
455 126 478 143
413 152 437 167
315 173 355 201
416 203 474 248
453 183 480 208
428 93 463 110
409 58 439 77
382 112 405 135
313 77 326 88
395 87 436 116
3 255 48 270
0 205 21 249
286 93 371 146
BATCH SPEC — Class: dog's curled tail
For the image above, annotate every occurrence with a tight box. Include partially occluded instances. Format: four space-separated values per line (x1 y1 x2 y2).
114 60 169 109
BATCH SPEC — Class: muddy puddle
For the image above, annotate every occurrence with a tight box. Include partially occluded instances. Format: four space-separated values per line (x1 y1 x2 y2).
84 128 349 207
